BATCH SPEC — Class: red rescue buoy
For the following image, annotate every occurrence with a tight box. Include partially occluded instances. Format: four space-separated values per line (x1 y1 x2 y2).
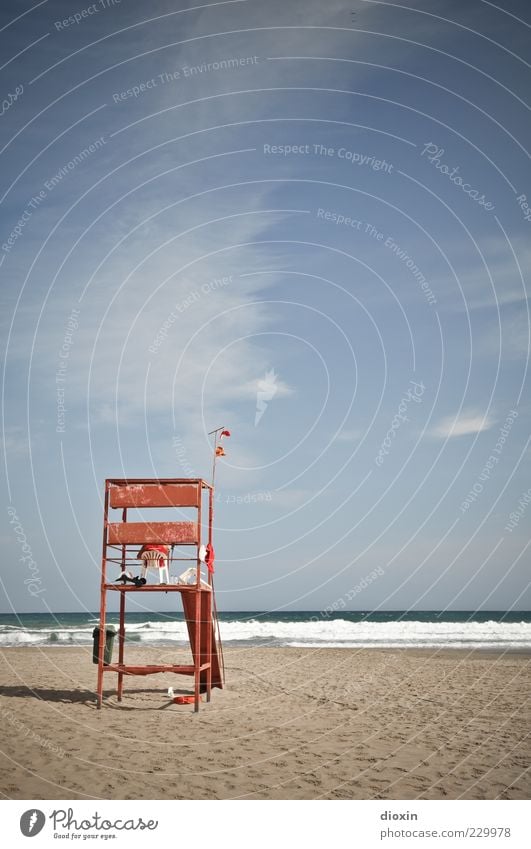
173 695 202 705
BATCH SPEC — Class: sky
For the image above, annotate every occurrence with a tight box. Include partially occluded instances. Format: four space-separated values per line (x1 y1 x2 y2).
1 0 530 613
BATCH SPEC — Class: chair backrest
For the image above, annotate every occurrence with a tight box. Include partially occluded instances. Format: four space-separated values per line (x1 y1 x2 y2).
142 551 166 566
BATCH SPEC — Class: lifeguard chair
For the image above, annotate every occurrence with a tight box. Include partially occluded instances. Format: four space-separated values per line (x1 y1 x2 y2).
138 544 170 583
96 478 224 712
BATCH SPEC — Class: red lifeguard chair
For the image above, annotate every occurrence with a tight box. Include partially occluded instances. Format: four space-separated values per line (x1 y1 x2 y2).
96 477 224 712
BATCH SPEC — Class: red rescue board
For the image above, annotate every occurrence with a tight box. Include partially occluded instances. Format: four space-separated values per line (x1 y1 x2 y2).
181 592 223 690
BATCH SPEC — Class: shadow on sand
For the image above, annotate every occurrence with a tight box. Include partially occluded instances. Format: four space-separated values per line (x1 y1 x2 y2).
0 685 195 709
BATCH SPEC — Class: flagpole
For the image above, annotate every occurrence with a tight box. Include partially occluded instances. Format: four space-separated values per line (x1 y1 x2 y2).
206 425 229 686
208 425 225 489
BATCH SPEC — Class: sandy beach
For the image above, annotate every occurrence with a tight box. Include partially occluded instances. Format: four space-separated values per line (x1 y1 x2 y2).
0 647 529 800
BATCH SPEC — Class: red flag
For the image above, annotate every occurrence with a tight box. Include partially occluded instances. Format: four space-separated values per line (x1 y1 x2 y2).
220 430 231 438
205 543 215 573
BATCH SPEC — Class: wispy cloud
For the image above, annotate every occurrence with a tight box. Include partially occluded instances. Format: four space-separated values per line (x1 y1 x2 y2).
429 410 495 439
436 236 531 313
334 428 364 442
2 426 32 460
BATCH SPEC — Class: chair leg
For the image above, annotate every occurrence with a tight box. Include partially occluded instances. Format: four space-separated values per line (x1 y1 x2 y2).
141 563 147 580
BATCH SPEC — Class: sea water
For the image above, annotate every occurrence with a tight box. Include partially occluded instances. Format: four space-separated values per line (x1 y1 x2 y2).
0 611 530 649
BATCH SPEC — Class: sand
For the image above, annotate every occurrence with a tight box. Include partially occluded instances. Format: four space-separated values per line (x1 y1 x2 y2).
0 646 529 800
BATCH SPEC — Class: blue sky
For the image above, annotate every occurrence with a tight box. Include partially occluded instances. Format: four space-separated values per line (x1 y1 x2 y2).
1 0 530 613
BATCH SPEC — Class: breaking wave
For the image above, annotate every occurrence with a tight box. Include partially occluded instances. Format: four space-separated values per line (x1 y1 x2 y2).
1 617 530 649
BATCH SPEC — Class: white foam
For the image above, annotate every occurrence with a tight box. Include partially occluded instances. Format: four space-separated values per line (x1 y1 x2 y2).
1 619 530 648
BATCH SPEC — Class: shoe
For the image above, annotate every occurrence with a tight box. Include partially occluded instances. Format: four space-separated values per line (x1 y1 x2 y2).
132 576 146 587
115 571 133 584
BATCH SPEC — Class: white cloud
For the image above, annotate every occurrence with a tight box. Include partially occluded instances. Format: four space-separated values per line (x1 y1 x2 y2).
2 426 32 460
334 428 364 442
429 410 495 439
435 236 531 313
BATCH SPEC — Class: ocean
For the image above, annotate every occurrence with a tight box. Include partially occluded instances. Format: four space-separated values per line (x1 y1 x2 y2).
1 611 530 650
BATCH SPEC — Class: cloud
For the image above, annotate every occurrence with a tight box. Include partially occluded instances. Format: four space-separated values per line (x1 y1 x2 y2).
2 426 32 460
334 428 364 442
429 410 495 439
435 236 531 314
